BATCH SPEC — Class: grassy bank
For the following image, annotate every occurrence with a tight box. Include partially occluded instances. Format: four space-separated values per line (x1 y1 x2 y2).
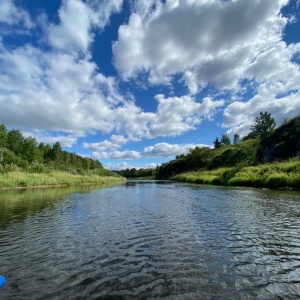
0 171 126 189
173 158 300 189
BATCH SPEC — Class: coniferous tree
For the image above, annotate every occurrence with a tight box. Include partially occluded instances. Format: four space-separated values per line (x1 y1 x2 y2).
213 137 221 148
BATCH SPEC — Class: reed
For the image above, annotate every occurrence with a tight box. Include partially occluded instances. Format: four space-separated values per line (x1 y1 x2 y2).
0 171 126 189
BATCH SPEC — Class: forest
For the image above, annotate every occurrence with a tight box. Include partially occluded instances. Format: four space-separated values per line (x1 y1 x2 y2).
0 125 122 188
0 124 113 175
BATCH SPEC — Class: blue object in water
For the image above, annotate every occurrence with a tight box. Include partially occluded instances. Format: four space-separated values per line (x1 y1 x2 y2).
0 275 5 287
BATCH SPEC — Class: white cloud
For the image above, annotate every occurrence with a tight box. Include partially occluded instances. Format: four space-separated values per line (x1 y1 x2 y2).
48 0 124 53
0 0 32 28
142 142 210 158
48 0 94 52
113 0 297 94
87 0 123 29
93 150 140 160
0 46 120 133
92 142 210 160
223 85 300 136
105 162 135 171
1 0 299 157
0 41 223 146
36 135 78 148
112 0 300 137
149 95 224 137
105 161 159 171
83 135 128 152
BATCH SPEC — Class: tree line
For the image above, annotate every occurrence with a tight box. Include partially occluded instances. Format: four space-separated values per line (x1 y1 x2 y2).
0 124 114 176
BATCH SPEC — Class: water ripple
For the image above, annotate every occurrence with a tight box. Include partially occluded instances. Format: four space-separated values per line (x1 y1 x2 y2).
0 182 300 299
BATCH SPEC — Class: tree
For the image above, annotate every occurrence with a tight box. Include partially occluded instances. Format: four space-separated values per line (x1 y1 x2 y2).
213 137 221 148
221 133 231 145
22 136 41 163
233 133 240 144
50 141 62 162
0 124 8 148
7 129 24 155
38 142 52 162
250 111 276 139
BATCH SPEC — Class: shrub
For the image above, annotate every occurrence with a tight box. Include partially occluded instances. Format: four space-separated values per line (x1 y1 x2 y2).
263 173 289 189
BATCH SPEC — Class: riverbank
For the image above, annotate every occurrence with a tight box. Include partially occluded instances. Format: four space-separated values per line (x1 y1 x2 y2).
0 171 126 190
172 158 300 189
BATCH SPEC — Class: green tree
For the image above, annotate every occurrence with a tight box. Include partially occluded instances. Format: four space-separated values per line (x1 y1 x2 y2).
0 124 8 148
233 133 240 144
82 157 92 170
250 111 276 139
221 133 231 145
38 142 52 163
7 129 24 155
61 151 70 171
22 136 41 163
50 141 62 162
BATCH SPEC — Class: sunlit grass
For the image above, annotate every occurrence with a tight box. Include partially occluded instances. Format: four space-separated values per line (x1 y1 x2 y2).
0 171 126 189
173 158 300 189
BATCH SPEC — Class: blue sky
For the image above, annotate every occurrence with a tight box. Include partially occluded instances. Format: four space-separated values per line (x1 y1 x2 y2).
0 0 300 170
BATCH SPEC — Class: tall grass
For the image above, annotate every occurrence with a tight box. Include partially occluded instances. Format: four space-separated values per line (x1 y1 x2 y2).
173 158 300 189
0 171 126 189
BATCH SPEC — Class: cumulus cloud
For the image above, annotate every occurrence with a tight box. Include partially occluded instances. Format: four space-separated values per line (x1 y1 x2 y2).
48 0 94 52
0 43 222 147
0 0 32 28
142 142 210 158
105 162 135 171
112 0 300 136
223 84 300 136
105 161 159 171
0 45 122 133
113 0 298 94
87 0 123 29
83 135 127 152
91 142 210 160
1 0 299 163
149 95 224 137
48 0 124 53
93 150 140 160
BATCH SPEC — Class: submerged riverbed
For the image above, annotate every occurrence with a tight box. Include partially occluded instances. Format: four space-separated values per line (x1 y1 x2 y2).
0 181 300 299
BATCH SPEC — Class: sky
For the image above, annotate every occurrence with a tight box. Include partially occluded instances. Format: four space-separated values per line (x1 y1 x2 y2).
0 0 300 170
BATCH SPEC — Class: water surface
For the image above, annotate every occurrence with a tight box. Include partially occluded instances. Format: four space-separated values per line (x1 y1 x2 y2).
0 181 300 299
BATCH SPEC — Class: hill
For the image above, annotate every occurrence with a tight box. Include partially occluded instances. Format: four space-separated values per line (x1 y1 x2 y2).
155 114 300 189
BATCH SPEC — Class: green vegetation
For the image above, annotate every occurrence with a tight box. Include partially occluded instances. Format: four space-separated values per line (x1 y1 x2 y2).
0 124 124 189
156 113 300 190
117 167 156 179
0 171 125 189
250 111 276 139
173 158 300 189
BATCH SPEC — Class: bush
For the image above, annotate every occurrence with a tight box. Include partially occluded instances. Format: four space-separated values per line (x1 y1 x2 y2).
263 173 289 189
28 163 47 174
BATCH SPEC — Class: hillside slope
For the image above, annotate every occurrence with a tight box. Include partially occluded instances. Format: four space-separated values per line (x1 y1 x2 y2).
156 115 300 181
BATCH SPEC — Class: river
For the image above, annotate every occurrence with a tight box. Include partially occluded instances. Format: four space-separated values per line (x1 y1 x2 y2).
0 181 300 299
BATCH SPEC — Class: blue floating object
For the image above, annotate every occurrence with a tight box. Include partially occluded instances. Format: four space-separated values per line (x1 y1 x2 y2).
0 275 5 287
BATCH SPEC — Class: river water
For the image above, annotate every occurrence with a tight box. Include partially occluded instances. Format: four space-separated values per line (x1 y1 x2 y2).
0 181 300 299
